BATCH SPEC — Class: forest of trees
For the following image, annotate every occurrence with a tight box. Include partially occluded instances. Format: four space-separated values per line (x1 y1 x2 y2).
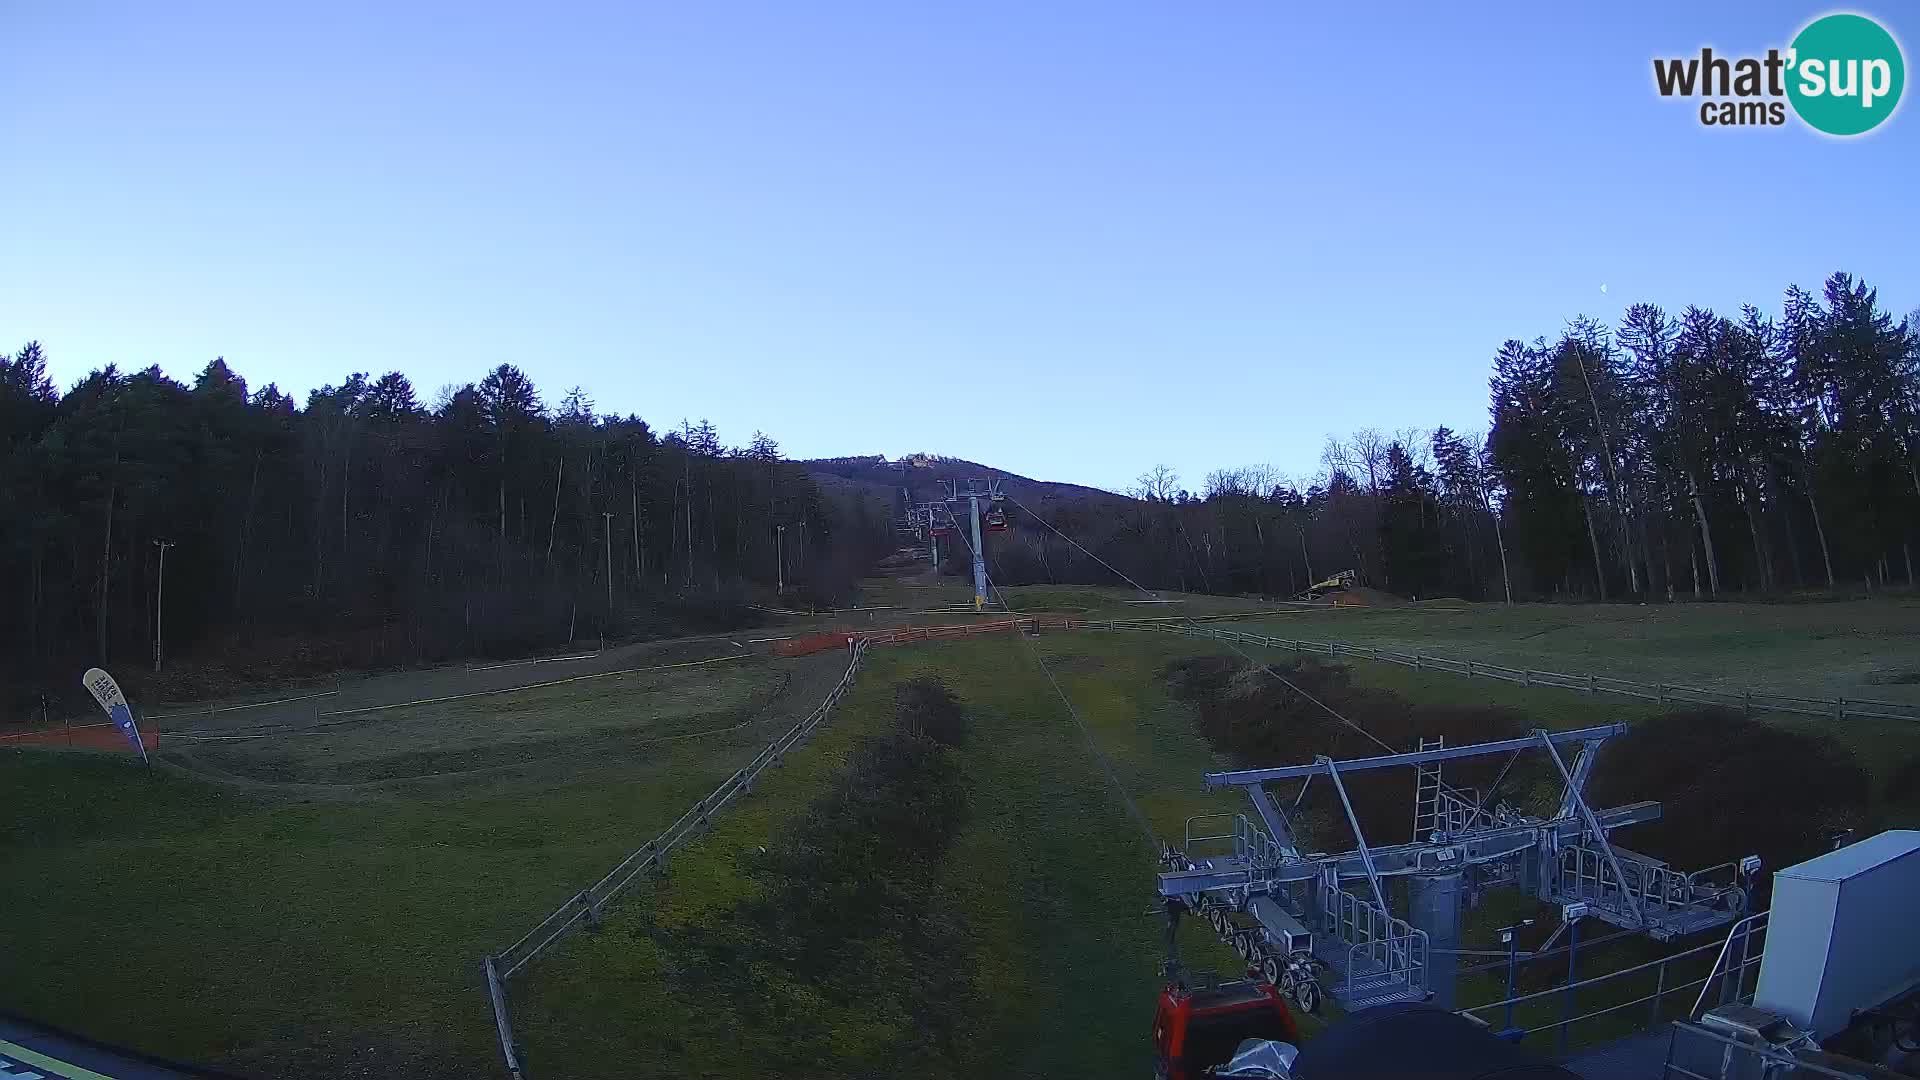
986 273 1920 603
5 271 1911 708
0 353 893 707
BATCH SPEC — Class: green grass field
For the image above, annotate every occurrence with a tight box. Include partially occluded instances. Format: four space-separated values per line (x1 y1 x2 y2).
6 591 1918 1077
165 655 784 794
1240 597 1920 705
841 573 1279 627
0 650 850 1078
509 619 1908 1076
509 633 1289 1079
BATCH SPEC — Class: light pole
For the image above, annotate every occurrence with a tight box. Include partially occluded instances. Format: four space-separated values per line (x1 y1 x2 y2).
1559 903 1588 1057
776 524 786 595
602 512 614 617
674 476 694 587
152 539 174 672
1498 917 1535 1035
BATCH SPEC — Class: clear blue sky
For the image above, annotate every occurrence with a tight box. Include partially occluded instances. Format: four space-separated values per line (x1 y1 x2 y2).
4 1 1913 493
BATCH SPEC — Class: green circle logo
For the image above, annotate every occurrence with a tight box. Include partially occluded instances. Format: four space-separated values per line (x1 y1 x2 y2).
1787 13 1905 136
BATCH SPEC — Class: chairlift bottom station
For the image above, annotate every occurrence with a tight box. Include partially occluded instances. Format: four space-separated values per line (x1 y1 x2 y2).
1156 724 1760 1014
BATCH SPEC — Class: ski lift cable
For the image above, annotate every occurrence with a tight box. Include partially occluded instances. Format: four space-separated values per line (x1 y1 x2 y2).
1172 516 1215 594
999 490 1161 601
949 518 1161 851
997 486 1393 769
1199 627 1397 757
989 490 1396 771
1196 628 1396 815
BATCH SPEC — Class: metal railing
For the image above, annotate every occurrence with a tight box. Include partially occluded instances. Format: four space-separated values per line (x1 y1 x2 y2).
1086 621 1920 724
482 639 870 1076
1182 812 1289 869
1664 1018 1870 1080
1692 912 1770 1021
1460 914 1768 1054
1322 880 1427 1002
1556 845 1747 931
1349 930 1428 1002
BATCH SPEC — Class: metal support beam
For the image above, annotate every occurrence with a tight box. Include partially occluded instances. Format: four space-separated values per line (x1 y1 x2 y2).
1206 724 1629 787
1554 742 1602 820
1245 783 1300 857
1535 729 1646 928
939 479 998 611
1318 755 1393 924
967 493 988 609
1154 802 1661 898
483 955 525 1080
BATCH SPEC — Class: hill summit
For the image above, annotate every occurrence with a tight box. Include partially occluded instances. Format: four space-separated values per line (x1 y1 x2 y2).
803 454 1130 519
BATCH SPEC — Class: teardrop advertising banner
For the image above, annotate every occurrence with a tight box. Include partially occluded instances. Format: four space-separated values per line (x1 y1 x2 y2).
81 667 150 765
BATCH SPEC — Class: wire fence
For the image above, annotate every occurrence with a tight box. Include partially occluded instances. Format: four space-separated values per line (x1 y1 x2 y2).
1085 620 1920 724
481 638 870 1079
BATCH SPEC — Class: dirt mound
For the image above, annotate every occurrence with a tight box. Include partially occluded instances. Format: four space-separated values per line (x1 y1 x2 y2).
1587 710 1868 878
1161 657 1874 876
1331 586 1407 608
1886 757 1920 812
1162 655 1538 846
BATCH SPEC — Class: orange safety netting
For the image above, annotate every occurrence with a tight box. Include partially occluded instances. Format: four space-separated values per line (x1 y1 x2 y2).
0 723 160 752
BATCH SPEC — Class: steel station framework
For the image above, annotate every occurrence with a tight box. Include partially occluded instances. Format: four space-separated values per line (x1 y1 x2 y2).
1157 724 1761 1014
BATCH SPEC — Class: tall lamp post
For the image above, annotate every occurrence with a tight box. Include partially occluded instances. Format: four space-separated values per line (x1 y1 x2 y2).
1559 903 1588 1056
152 539 174 672
1497 917 1535 1037
602 512 614 615
776 524 786 595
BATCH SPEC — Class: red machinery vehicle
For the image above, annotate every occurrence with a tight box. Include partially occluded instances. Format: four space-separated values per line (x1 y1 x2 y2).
1152 977 1300 1080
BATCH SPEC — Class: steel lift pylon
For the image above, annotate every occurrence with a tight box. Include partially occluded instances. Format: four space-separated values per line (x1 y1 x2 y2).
939 479 1004 609
918 502 960 571
1157 724 1760 1012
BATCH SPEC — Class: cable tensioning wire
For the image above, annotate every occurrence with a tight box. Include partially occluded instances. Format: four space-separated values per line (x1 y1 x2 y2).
1000 487 1397 798
999 490 1162 601
949 514 1161 851
1203 631 1396 757
964 499 1389 843
1172 515 1214 594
